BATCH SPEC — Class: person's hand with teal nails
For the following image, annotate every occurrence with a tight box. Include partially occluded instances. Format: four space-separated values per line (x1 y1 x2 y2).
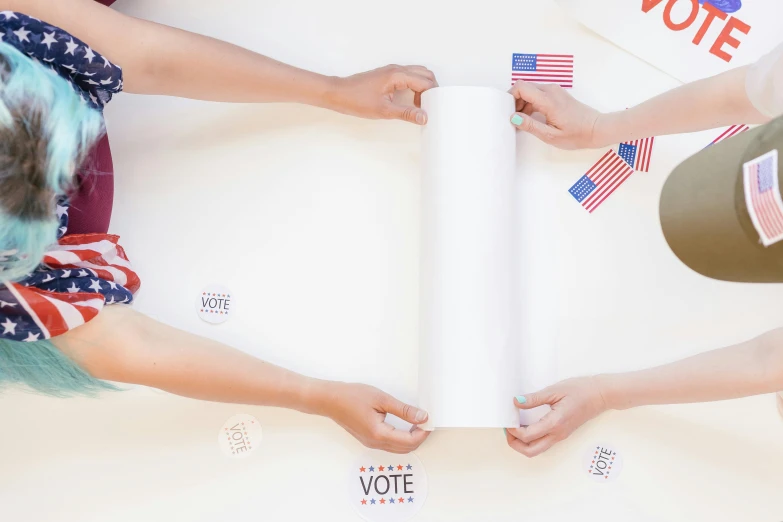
505 377 607 458
508 80 602 149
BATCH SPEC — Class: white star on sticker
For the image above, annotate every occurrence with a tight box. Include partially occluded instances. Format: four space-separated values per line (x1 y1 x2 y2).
89 93 98 105
78 269 89 278
108 281 118 290
24 332 40 342
60 269 71 278
85 79 100 86
67 282 80 293
13 27 30 43
41 31 57 49
89 279 103 292
106 296 115 305
0 300 16 308
41 274 54 283
1 318 17 335
103 56 111 68
84 46 96 63
64 38 78 55
56 204 68 218
100 78 113 85
0 11 18 20
121 296 129 303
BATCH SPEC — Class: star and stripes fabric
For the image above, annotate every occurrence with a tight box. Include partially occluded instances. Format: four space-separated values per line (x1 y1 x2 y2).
743 149 783 246
0 13 137 342
707 124 750 147
511 53 573 88
568 150 635 213
0 11 123 110
1 201 140 342
617 137 655 172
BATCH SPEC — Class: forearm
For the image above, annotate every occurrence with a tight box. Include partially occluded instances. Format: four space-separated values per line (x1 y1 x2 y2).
594 66 768 146
52 306 328 414
6 0 335 105
596 328 783 410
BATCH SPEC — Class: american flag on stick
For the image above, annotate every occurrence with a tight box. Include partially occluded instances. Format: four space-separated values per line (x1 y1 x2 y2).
568 150 635 213
617 137 655 172
708 124 749 146
511 53 573 88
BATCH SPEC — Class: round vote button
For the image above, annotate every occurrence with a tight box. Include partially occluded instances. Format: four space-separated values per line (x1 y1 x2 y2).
196 285 233 324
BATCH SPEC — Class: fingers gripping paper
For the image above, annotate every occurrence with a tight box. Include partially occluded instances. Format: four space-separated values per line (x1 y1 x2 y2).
418 87 522 430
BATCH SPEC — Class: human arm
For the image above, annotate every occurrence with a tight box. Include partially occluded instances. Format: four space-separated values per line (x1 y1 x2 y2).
51 306 429 453
508 65 768 149
505 328 783 457
5 0 436 124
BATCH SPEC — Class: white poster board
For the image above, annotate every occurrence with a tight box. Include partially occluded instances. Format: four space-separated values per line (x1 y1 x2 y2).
555 0 783 83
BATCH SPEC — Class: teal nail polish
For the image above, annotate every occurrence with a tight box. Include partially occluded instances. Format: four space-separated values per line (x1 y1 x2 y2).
515 395 527 404
511 114 524 126
503 428 507 436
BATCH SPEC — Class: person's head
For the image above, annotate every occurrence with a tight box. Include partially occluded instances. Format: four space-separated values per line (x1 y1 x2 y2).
0 42 103 281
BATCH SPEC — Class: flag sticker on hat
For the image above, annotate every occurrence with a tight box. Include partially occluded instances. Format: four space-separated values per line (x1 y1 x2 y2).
743 149 783 247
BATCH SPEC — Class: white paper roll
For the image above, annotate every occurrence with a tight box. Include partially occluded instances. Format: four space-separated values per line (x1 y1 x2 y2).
418 87 521 430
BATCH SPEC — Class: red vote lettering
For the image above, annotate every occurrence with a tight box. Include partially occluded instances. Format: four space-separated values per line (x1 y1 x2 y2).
663 0 699 31
692 2 726 45
710 16 751 62
640 0 751 63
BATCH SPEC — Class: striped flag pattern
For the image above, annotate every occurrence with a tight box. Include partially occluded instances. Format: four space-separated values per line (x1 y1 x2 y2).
568 150 635 213
617 137 655 172
511 53 573 88
0 201 140 342
708 124 750 146
743 150 783 246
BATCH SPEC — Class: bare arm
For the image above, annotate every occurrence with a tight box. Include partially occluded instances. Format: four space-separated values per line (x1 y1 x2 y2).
594 66 769 145
506 329 783 457
52 306 430 453
597 328 783 409
4 0 436 123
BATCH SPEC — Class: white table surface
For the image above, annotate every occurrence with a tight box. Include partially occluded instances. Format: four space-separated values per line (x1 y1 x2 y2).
1 1 782 520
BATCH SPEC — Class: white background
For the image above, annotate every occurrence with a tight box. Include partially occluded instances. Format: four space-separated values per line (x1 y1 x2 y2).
1 0 783 521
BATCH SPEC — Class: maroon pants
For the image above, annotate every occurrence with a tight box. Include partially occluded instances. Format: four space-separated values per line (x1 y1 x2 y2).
68 0 118 235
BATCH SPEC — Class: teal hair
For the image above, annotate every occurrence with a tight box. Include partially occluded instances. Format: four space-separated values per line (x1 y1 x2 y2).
0 338 119 397
0 44 114 397
0 42 104 282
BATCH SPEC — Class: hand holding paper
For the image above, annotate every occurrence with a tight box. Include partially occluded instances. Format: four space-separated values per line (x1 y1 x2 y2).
509 80 602 149
506 377 608 458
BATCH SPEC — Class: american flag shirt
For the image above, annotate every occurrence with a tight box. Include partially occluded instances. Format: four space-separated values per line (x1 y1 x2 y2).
0 11 123 110
0 13 139 342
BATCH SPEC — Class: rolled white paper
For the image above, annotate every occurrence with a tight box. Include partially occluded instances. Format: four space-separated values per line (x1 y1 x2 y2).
418 87 521 430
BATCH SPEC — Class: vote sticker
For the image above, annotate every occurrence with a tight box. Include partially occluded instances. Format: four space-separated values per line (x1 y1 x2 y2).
584 443 623 482
348 450 428 522
197 285 233 324
218 414 262 458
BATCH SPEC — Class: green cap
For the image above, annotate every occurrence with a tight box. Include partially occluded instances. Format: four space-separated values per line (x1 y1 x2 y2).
660 115 783 282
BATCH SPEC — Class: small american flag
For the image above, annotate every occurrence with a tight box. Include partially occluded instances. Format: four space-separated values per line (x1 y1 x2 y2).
743 150 783 246
618 137 654 172
511 53 573 88
569 150 635 213
708 124 749 147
